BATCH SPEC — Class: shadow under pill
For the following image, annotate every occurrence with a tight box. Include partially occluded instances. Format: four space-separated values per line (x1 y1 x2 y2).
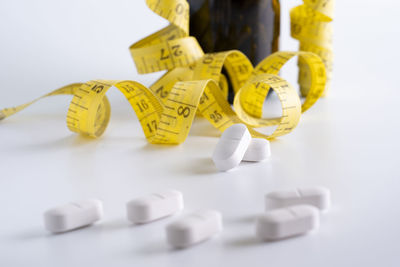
225 215 258 224
226 233 309 248
140 142 179 152
93 218 129 232
10 227 47 241
181 157 217 175
12 223 98 241
13 134 96 152
137 241 171 255
48 223 103 236
225 236 261 248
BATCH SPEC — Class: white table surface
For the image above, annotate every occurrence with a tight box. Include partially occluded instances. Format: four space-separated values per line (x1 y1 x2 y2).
1 0 400 266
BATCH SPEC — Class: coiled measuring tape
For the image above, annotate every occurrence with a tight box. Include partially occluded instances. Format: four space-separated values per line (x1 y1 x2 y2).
0 0 332 145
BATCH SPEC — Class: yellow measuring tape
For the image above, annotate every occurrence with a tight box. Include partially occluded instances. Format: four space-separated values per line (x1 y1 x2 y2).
0 0 333 145
291 0 334 96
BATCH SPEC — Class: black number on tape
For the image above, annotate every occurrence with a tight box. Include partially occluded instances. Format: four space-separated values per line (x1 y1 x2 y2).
177 106 190 118
146 120 157 133
160 48 169 60
175 3 184 14
210 110 222 123
91 85 104 94
171 45 182 57
136 99 149 112
202 55 213 64
155 85 169 98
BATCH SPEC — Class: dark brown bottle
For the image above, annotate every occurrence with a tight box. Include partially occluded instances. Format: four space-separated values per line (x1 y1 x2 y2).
188 0 280 65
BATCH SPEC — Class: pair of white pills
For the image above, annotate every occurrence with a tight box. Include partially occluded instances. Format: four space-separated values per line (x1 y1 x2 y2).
44 190 222 248
212 124 271 171
256 186 330 240
43 191 185 233
126 190 222 248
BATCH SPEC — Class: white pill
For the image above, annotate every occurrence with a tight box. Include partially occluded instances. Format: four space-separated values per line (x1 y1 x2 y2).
212 124 251 171
265 186 331 211
44 199 103 233
243 138 271 162
166 210 223 248
256 205 319 241
126 190 183 224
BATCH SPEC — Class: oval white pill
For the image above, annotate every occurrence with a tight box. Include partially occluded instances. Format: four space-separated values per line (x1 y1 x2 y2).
256 205 319 241
126 190 183 224
265 186 331 211
243 138 271 162
43 199 103 233
166 209 223 248
212 124 251 171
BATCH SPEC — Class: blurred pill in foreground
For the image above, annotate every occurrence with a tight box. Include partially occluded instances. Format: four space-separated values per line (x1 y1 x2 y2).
44 199 103 233
256 205 319 241
127 190 183 224
166 210 223 248
266 186 331 211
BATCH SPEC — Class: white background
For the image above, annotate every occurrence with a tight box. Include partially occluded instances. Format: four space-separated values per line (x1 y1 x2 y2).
1 0 400 266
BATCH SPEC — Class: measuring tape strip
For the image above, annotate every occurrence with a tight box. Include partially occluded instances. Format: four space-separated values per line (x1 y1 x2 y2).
0 0 331 145
291 0 334 96
0 83 83 120
129 0 204 74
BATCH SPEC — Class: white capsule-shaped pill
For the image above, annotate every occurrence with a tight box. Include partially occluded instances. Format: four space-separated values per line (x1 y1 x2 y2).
265 186 331 211
256 205 319 241
212 124 251 171
243 138 271 162
166 209 223 248
126 190 183 224
43 199 103 233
